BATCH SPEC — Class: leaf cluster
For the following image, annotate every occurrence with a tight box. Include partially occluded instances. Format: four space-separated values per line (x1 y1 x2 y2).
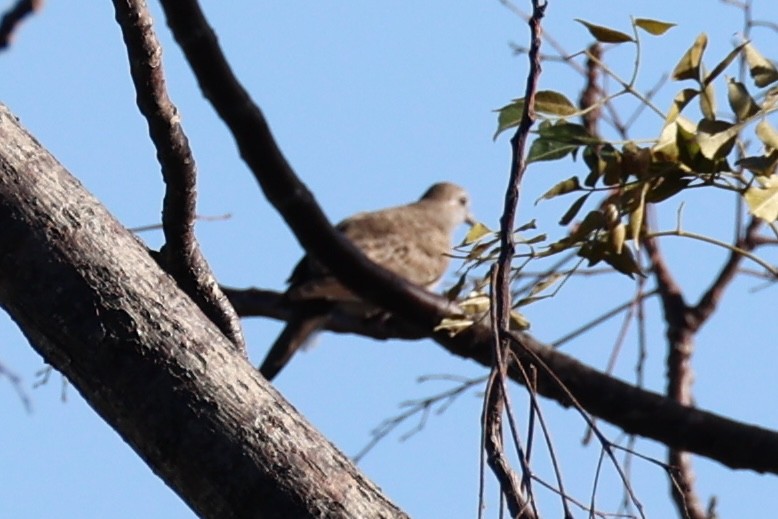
492 18 778 278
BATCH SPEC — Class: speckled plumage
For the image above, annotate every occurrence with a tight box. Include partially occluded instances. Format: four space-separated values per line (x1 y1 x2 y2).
259 182 473 381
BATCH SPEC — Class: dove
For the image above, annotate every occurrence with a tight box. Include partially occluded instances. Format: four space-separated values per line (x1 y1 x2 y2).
259 182 474 381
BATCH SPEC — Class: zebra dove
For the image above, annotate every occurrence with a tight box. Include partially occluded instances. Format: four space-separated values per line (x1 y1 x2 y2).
260 182 474 381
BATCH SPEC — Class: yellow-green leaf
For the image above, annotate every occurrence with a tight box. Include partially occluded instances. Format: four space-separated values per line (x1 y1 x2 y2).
458 294 491 314
744 42 778 88
756 120 778 150
534 90 578 117
672 33 707 82
536 176 581 203
509 311 531 331
608 223 627 255
628 183 648 249
463 222 493 245
520 233 547 245
434 317 475 334
727 78 759 121
634 18 676 36
744 174 778 221
575 19 634 43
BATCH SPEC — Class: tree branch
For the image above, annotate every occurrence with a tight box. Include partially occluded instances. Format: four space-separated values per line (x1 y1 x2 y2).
0 0 42 50
112 0 245 353
156 0 462 341
224 285 778 475
0 102 406 519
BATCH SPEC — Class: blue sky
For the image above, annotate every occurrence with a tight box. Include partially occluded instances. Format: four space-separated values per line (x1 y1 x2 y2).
2 1 777 518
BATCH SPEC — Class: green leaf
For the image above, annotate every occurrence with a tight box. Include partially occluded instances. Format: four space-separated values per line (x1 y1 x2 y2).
575 19 634 43
744 43 778 88
515 219 538 232
699 80 716 121
727 78 759 121
570 210 606 241
672 33 707 82
534 90 578 117
526 137 578 163
559 193 590 226
528 273 563 297
756 120 778 150
737 151 778 177
605 244 644 278
665 88 699 124
621 142 652 180
644 175 691 203
634 18 676 36
493 91 579 139
444 272 468 301
520 233 547 245
703 42 747 87
494 101 523 140
696 119 738 160
744 174 778 221
536 176 581 203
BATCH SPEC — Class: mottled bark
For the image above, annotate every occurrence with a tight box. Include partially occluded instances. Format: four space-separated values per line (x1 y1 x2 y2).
0 103 406 519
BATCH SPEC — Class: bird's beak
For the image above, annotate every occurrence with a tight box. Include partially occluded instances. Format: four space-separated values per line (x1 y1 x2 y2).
465 212 477 226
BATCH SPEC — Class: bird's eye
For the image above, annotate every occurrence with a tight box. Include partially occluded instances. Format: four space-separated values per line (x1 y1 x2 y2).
458 195 468 206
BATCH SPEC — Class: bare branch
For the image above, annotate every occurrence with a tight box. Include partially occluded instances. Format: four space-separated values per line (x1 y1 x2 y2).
643 231 707 518
0 359 31 412
0 104 407 517
112 0 245 352
156 0 463 356
224 284 778 475
0 0 42 50
483 370 537 519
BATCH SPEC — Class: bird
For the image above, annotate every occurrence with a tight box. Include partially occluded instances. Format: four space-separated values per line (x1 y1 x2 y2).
259 182 475 381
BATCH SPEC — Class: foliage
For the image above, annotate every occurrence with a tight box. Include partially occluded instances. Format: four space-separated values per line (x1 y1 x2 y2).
490 17 778 281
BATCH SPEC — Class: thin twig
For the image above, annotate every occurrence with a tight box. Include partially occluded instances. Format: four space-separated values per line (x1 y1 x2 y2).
353 375 484 463
129 213 232 233
0 360 32 412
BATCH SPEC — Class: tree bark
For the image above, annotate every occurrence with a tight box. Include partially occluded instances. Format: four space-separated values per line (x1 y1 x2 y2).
0 103 406 518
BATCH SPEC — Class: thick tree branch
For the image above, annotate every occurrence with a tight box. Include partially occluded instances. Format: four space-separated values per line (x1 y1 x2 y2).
0 103 406 519
224 285 778 475
112 0 245 352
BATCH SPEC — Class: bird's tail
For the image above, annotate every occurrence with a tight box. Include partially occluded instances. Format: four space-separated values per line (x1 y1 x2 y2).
259 303 332 381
